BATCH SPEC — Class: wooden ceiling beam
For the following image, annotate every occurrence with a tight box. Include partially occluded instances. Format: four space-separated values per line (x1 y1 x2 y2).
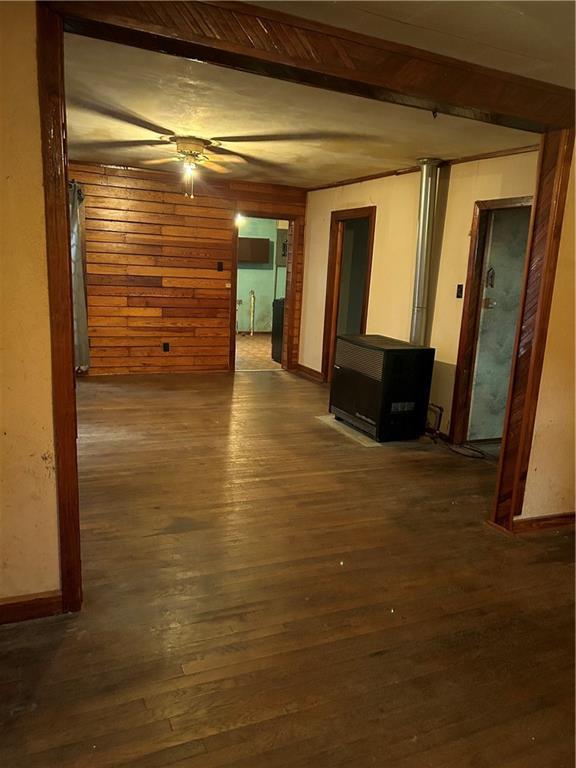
50 0 574 133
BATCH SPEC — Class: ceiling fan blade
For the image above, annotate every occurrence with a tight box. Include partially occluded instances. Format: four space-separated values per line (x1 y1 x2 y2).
223 150 288 172
141 157 180 166
210 146 284 171
203 161 230 175
212 131 362 143
67 96 175 136
210 145 246 158
73 140 171 150
207 149 244 164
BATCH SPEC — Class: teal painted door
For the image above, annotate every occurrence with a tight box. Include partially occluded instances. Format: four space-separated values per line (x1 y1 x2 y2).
468 206 531 441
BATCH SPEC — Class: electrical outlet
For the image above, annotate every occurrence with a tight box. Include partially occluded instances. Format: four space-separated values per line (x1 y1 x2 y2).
456 284 464 298
163 342 170 352
217 261 223 271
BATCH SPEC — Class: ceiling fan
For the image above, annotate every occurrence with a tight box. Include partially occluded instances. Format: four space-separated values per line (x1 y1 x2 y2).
68 98 378 195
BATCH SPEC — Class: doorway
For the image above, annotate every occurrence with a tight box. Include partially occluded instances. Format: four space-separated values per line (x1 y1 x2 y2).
233 216 292 371
322 207 376 381
451 197 532 451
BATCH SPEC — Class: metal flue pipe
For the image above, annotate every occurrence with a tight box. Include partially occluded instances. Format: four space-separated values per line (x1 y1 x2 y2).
410 158 442 346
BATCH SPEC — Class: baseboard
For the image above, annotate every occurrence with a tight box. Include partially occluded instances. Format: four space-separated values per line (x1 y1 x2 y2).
513 512 575 533
484 519 515 536
0 591 63 625
293 364 325 383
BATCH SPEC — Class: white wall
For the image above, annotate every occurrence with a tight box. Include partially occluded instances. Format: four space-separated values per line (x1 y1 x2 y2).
301 152 539 438
300 172 420 371
0 2 61 600
522 158 575 519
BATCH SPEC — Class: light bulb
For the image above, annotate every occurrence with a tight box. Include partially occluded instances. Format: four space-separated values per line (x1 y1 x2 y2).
235 213 245 227
182 159 196 198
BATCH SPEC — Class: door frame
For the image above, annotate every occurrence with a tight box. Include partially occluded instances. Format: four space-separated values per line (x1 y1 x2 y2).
35 2 574 614
321 206 377 382
230 211 297 371
450 196 533 444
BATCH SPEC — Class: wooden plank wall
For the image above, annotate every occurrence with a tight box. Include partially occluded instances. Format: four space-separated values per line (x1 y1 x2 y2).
69 164 306 374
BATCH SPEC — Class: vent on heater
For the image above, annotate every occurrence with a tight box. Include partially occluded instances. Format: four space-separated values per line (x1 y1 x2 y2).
334 339 384 381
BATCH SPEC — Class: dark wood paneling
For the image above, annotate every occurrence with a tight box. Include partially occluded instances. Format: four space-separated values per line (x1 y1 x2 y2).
37 4 82 614
283 217 305 369
322 207 377 382
72 163 306 375
492 130 575 529
451 196 533 445
51 1 574 132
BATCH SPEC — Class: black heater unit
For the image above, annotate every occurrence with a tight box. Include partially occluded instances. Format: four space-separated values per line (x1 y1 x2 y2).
329 334 435 442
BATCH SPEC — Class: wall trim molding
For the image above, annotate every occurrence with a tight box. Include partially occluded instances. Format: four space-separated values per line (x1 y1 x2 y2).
0 591 63 625
322 206 377 382
52 1 574 132
492 129 575 530
34 0 574 619
37 3 83 613
294 364 325 383
307 145 540 193
513 512 575 533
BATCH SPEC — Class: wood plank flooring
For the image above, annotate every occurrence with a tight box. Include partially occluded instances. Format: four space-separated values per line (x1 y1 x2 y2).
0 372 573 767
235 333 281 371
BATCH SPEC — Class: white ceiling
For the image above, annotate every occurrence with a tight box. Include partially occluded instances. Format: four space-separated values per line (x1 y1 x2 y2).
254 1 575 88
64 33 536 188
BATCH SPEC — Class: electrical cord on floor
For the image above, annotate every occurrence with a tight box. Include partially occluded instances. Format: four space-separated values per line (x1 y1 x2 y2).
425 432 491 459
446 441 489 459
425 403 493 460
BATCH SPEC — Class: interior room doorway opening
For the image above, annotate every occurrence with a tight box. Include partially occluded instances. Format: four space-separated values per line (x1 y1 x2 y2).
451 197 533 456
34 2 574 613
234 215 292 371
322 207 376 382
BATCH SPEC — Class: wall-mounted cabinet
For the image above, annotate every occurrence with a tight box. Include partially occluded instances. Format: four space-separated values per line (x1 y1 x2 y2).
238 237 270 264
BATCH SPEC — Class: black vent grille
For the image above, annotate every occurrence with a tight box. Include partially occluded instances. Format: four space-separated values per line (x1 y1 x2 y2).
335 339 384 381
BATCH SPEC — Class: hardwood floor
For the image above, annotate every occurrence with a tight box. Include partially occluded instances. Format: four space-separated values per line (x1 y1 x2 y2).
235 333 281 371
0 372 573 767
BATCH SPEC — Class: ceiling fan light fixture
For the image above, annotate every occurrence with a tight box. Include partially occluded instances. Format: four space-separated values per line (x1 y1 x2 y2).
173 138 215 197
182 156 197 198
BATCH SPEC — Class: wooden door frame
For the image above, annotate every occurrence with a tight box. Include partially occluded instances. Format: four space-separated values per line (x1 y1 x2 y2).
230 210 298 372
35 1 574 614
450 196 533 445
322 207 377 382
492 131 574 530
